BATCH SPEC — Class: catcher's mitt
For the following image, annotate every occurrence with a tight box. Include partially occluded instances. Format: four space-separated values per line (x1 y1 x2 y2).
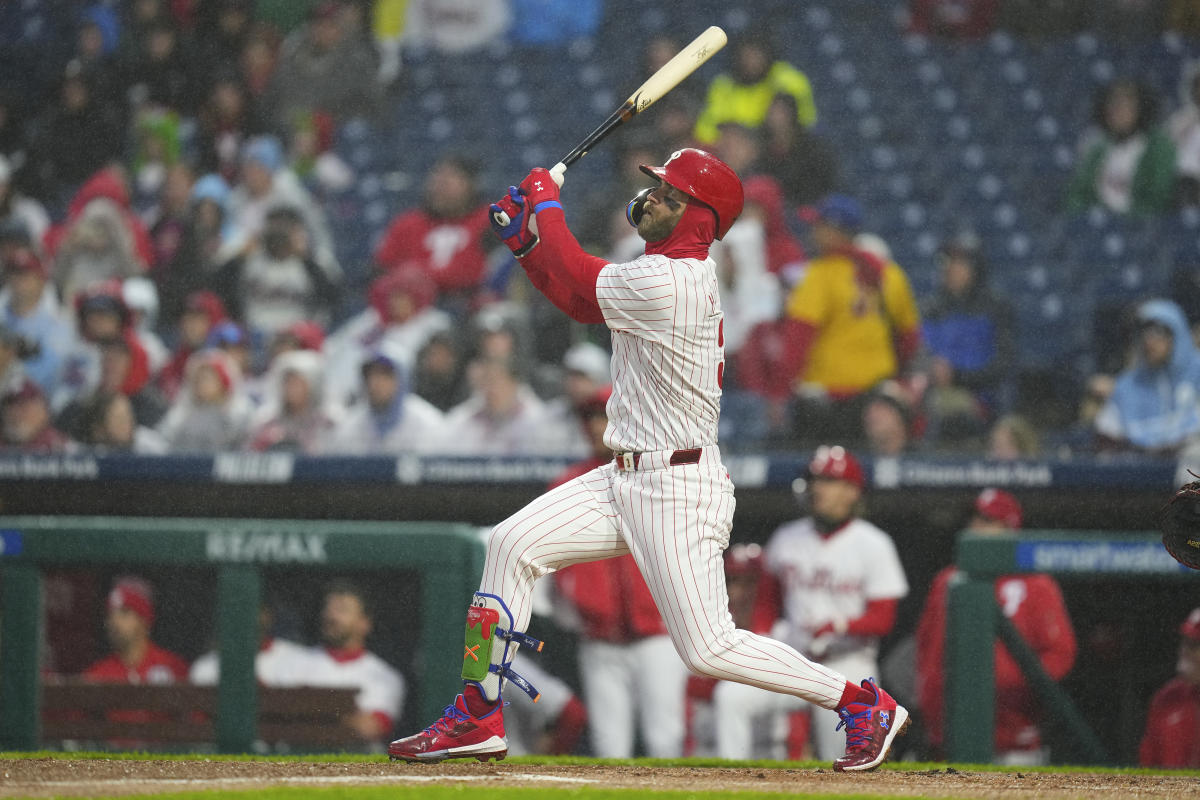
1162 475 1200 569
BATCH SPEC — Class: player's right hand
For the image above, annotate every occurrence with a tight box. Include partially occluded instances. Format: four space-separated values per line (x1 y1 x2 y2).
489 186 539 257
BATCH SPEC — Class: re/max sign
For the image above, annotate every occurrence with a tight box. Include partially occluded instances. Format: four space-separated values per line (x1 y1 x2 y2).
205 530 328 563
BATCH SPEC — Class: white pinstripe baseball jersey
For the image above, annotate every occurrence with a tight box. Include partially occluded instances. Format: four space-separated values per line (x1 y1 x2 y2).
597 254 723 452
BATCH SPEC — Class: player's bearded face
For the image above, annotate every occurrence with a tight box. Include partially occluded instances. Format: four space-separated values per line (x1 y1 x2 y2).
637 184 690 242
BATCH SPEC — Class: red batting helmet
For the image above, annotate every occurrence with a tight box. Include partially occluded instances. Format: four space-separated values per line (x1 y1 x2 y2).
807 445 864 488
640 148 744 240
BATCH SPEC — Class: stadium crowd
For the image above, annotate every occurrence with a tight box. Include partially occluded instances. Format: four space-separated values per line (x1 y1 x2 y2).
3 0 1200 459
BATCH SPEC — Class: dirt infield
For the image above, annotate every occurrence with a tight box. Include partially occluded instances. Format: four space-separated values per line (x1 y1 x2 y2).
1 758 1198 799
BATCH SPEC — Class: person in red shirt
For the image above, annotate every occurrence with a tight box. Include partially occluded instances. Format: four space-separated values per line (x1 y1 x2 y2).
373 156 493 314
550 385 688 758
916 489 1077 765
1139 608 1200 767
82 577 189 685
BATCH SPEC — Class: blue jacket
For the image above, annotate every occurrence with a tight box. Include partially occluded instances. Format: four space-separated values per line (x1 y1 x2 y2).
1097 300 1200 449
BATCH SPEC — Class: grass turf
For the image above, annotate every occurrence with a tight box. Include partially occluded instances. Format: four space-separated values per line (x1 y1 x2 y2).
3 750 1199 777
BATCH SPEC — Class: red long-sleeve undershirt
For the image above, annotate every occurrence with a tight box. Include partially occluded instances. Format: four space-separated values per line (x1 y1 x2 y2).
518 206 607 324
837 597 899 638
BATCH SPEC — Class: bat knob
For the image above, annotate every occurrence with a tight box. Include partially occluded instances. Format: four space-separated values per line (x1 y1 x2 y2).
491 209 511 227
549 162 566 188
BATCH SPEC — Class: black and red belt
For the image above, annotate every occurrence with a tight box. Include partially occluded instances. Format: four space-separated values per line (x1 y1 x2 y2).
613 448 703 472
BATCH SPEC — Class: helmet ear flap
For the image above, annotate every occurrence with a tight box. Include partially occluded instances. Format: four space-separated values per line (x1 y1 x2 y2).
626 187 653 228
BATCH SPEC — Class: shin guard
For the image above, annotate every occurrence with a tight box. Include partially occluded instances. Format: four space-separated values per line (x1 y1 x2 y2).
461 593 544 703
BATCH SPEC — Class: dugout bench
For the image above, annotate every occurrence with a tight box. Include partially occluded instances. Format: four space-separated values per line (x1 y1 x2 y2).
947 530 1200 765
0 517 486 753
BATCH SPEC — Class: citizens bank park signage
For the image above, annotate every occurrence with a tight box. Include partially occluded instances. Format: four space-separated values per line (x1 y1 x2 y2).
0 453 1176 491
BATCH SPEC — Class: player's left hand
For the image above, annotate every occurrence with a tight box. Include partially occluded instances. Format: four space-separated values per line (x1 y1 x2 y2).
519 168 562 211
489 186 538 257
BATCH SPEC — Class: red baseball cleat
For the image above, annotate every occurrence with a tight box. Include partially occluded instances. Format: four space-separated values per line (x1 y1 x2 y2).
832 678 910 772
387 694 507 763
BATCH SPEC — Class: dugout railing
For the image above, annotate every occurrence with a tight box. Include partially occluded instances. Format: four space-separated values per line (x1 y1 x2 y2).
0 517 485 753
947 530 1200 764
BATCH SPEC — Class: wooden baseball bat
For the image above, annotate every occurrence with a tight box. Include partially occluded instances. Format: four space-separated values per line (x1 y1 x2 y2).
547 25 727 186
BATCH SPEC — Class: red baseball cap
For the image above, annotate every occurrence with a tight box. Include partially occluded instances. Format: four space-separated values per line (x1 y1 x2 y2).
808 445 864 488
974 488 1023 529
1181 608 1200 641
108 577 155 627
2 247 48 280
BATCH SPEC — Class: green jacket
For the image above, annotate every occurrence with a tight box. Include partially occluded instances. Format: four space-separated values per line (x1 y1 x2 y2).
1066 128 1177 216
694 61 817 144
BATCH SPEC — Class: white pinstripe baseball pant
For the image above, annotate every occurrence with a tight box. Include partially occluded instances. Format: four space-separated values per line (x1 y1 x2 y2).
478 446 849 710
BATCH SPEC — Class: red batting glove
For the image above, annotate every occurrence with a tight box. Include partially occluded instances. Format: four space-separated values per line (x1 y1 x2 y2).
519 168 562 212
489 186 538 257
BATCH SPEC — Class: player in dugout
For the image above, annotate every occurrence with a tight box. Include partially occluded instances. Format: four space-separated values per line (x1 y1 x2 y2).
387 149 909 772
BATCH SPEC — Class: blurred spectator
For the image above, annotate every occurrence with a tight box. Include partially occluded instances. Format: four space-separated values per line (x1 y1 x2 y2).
303 580 405 747
501 656 588 756
193 0 255 77
155 175 236 329
265 319 325 364
0 155 49 245
44 167 153 301
920 232 1015 445
551 386 689 758
780 195 922 446
909 0 1000 37
436 354 553 456
144 162 194 275
122 18 200 114
694 35 817 144
374 155 492 313
1093 299 1200 453
194 74 259 185
82 577 189 684
741 176 807 281
1067 77 1176 216
247 349 339 453
1168 62 1200 206
30 61 124 207
129 110 184 214
1139 607 1200 767
225 135 339 276
72 6 123 110
403 0 511 54
119 278 166 376
715 447 907 761
333 348 446 454
59 335 167 437
917 489 1076 765
78 391 168 454
213 205 339 345
324 267 450 406
287 110 354 195
761 92 838 209
239 24 282 103
533 342 611 458
0 247 71 398
56 284 154 415
862 383 916 457
158 290 229 400
987 413 1042 460
205 320 257 391
0 378 72 453
411 330 469 412
261 1 381 134
156 348 254 452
